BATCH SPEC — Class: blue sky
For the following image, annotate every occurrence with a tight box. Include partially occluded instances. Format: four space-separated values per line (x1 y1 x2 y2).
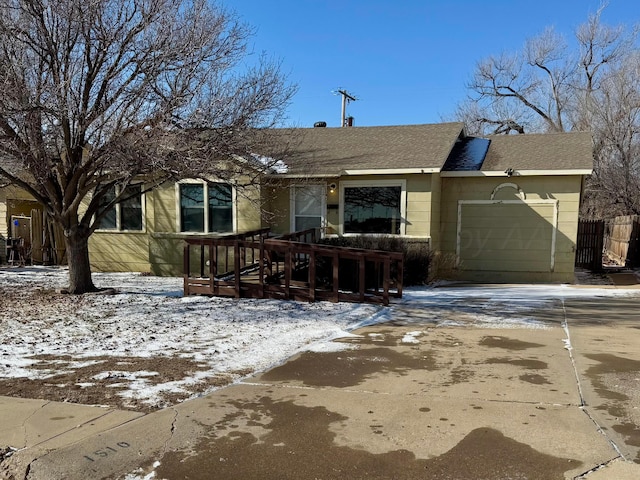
229 1 636 128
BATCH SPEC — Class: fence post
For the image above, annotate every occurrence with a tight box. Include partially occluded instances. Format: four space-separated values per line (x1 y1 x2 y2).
593 221 604 271
631 217 640 267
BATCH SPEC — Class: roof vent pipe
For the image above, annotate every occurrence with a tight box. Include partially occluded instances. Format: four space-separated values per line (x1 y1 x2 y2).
346 116 354 127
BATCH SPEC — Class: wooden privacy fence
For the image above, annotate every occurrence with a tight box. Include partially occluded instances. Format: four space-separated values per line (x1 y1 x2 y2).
184 228 403 306
575 219 605 270
604 215 640 268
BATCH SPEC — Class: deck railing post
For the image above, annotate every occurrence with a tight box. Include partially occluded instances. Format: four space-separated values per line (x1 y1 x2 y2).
309 250 316 302
258 236 265 297
285 247 292 299
234 241 241 298
200 244 205 278
208 243 214 295
332 252 339 302
396 256 404 298
358 254 366 302
213 244 219 295
183 242 190 295
383 257 391 306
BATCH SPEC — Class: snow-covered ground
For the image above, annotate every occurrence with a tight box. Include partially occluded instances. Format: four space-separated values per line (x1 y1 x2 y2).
0 266 638 410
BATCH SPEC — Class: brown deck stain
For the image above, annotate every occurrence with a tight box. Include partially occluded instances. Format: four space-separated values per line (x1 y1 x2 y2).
260 347 436 388
154 398 581 480
480 336 544 351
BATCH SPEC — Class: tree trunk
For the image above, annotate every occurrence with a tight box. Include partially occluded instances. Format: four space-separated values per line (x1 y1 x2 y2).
65 224 96 294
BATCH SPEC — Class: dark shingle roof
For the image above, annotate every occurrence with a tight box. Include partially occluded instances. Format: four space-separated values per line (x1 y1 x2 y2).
274 123 465 176
481 131 593 172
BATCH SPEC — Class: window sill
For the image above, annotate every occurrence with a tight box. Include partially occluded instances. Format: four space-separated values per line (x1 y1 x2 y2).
95 229 146 234
151 232 234 239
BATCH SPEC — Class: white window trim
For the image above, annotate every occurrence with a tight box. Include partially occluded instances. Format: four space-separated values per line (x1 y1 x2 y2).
290 183 327 233
339 179 407 236
175 179 237 234
95 184 146 233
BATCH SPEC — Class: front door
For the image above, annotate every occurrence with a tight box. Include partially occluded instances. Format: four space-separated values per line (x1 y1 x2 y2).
291 184 326 233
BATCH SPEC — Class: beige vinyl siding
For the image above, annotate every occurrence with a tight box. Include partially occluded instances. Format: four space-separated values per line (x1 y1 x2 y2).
325 180 340 234
405 174 433 238
89 182 151 272
237 184 262 232
262 181 291 235
429 173 442 252
152 182 176 233
89 232 151 272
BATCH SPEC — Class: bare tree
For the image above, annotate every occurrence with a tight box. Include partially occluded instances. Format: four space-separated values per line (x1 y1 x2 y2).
455 5 640 217
460 27 573 134
583 52 640 216
0 0 295 293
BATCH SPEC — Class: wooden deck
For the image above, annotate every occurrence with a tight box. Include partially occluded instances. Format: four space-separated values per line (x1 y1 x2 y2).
183 229 403 306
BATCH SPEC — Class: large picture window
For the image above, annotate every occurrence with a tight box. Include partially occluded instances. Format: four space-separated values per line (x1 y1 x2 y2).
342 181 405 234
179 182 233 233
96 184 143 231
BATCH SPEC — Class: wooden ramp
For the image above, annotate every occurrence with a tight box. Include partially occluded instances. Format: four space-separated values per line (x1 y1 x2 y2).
184 229 403 306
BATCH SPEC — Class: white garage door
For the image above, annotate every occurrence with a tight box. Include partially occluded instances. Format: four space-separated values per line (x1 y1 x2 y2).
457 201 558 272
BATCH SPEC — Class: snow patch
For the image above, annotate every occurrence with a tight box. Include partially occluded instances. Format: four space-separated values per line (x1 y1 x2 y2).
401 331 422 344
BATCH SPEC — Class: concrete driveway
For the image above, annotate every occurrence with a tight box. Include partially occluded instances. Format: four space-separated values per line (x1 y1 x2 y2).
2 285 640 479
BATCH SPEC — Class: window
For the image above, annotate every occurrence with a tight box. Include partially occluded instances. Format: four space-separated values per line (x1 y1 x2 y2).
96 184 143 231
208 183 233 232
179 181 233 233
341 181 405 235
291 185 325 231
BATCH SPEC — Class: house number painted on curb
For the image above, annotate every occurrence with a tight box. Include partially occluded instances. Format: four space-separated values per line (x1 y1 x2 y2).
83 442 131 462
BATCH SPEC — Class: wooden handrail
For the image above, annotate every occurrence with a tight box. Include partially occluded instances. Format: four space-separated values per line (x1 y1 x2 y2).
184 229 403 305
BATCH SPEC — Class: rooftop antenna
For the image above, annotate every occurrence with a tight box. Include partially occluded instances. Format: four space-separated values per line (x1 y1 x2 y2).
334 89 357 127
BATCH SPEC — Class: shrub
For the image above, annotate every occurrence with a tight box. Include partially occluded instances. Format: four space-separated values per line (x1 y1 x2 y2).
318 236 432 286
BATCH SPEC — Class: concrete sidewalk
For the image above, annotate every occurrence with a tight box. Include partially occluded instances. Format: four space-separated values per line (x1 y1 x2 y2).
2 290 640 479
